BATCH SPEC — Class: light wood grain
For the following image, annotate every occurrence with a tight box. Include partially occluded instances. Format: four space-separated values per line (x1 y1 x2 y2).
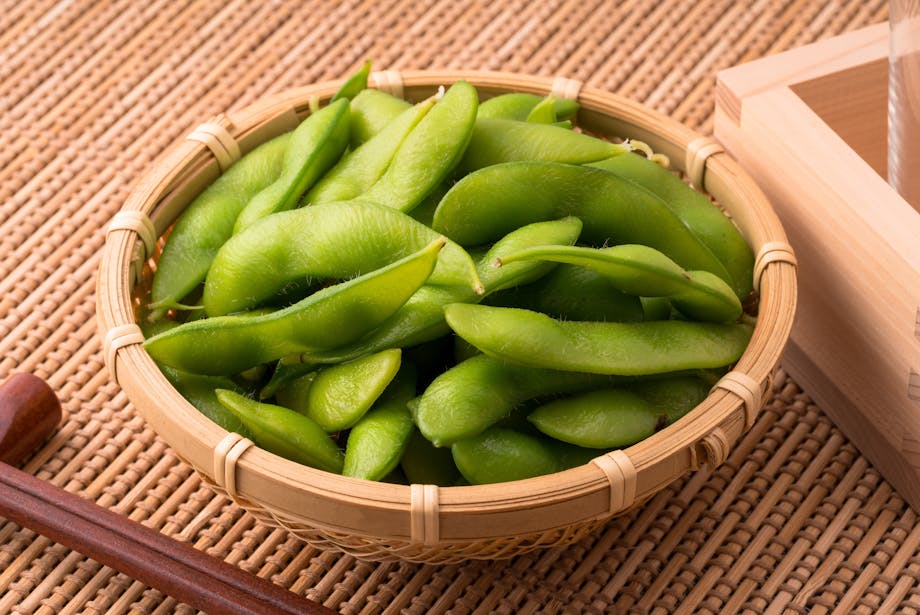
715 25 920 510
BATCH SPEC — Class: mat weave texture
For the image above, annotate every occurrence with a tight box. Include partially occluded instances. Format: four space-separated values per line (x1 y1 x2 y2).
0 1 904 613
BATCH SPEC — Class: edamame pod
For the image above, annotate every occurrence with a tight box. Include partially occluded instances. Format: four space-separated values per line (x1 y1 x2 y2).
629 374 711 423
590 152 754 299
306 96 437 204
432 162 733 288
478 93 579 121
215 389 344 473
451 428 561 484
157 365 253 438
149 133 291 317
343 364 417 480
233 99 350 232
348 89 412 146
486 264 644 322
273 369 317 412
478 217 583 292
444 303 754 376
146 238 444 375
527 388 662 448
360 80 478 212
641 296 672 321
204 200 482 316
497 243 742 322
301 349 402 432
415 354 618 447
298 217 585 365
297 285 471 365
459 118 630 172
528 374 712 448
400 428 460 486
330 60 371 102
525 95 558 123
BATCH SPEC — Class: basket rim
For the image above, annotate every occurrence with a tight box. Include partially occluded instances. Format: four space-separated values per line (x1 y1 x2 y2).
96 69 797 545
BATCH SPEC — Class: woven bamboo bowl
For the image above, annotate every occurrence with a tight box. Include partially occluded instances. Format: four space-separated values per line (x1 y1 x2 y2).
96 70 797 564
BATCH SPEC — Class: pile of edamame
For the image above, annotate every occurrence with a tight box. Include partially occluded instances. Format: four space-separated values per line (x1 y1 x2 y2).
142 62 756 485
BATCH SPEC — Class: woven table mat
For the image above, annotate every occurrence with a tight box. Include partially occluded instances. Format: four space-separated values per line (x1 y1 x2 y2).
0 1 903 613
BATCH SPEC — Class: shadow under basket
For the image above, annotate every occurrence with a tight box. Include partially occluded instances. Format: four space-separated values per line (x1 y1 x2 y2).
96 70 797 564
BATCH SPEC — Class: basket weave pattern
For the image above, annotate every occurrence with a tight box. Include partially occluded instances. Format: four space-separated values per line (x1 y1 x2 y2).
97 70 797 563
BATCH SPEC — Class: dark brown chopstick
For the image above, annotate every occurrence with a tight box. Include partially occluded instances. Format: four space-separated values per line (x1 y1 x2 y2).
0 461 336 615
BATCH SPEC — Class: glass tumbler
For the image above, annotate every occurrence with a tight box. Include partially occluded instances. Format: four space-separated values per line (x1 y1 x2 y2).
889 0 920 211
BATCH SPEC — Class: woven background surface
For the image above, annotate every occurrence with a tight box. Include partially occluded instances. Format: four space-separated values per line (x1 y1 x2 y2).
0 1 906 613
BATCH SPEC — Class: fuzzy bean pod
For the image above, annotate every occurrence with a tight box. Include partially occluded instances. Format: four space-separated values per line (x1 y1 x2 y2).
451 428 562 484
343 364 417 480
204 200 481 316
215 389 344 473
149 133 291 317
477 93 579 121
590 152 754 299
415 354 619 447
360 80 478 213
432 161 733 288
306 96 437 204
233 98 350 232
444 303 753 376
496 243 742 322
145 238 444 375
459 118 630 172
348 89 412 146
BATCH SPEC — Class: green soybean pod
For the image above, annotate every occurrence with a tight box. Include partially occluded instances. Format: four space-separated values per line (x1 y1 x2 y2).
529 374 713 449
281 218 584 366
407 182 450 228
415 354 616 447
400 428 460 486
302 349 402 432
432 162 733 287
451 428 562 485
297 285 471 365
233 98 350 232
306 96 437 204
641 296 672 321
590 152 754 299
629 374 711 424
360 80 478 213
330 60 371 102
273 370 317 412
204 200 482 316
148 133 291 318
459 118 630 172
343 364 417 480
157 365 253 438
478 217 583 293
215 389 344 473
348 89 413 146
486 264 644 323
145 238 444 375
528 388 662 449
478 93 579 121
444 303 754 376
525 95 558 123
497 243 742 322
553 441 608 470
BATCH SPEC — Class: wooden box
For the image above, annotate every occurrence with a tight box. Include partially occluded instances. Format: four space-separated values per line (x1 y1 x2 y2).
715 24 920 509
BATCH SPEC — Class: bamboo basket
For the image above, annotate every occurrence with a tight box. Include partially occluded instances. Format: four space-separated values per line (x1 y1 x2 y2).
96 70 797 564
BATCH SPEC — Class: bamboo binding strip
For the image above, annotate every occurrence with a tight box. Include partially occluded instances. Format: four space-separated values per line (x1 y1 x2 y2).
187 120 241 172
96 71 796 563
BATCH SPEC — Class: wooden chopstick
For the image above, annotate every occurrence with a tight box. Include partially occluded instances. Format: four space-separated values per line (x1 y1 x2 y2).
0 461 336 615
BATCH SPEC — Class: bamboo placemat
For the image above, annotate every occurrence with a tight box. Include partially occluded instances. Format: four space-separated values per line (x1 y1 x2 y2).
0 1 904 613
